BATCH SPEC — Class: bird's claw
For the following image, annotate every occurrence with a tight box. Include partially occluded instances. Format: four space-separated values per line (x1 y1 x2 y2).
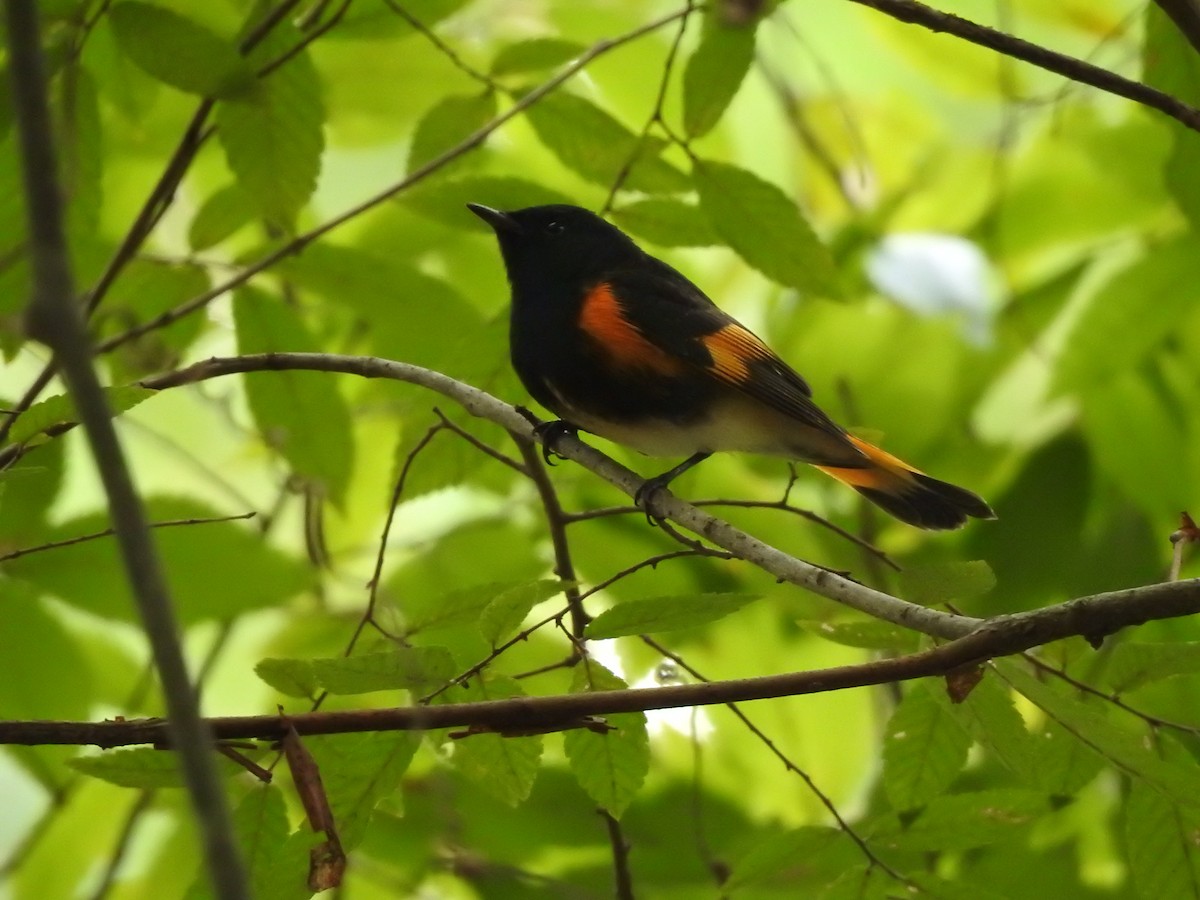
634 477 671 526
532 420 578 466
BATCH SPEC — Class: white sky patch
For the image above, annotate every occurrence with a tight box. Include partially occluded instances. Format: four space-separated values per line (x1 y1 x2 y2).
588 641 714 738
866 232 999 346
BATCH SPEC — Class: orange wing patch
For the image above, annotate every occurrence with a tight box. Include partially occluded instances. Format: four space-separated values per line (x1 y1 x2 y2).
700 324 773 385
579 282 684 375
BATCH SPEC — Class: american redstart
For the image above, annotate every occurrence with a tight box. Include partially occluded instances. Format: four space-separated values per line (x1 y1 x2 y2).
469 202 994 530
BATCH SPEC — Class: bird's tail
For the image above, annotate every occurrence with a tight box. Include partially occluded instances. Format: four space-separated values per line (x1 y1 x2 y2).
815 436 994 530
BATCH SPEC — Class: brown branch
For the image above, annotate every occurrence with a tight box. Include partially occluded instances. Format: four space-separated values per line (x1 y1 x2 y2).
1153 0 1200 55
513 436 590 637
4 576 1198 748
600 809 635 900
3 2 247 895
844 0 1200 133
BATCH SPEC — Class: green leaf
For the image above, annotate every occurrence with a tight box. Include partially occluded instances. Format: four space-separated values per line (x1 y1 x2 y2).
70 747 243 788
682 21 756 138
610 198 719 247
525 92 689 193
723 827 859 892
277 242 484 373
216 44 324 229
585 591 759 639
1125 777 1200 900
188 183 256 251
405 581 527 635
1001 661 1200 809
1143 8 1200 227
695 160 840 295
306 731 420 849
797 618 918 651
3 496 312 623
562 661 648 817
491 38 584 76
188 785 295 900
1081 368 1190 519
898 560 996 606
233 286 355 506
310 647 457 693
435 676 542 806
882 683 971 809
100 260 211 379
408 90 497 173
7 386 154 447
254 658 319 698
1054 237 1200 393
944 675 1040 787
1104 641 1200 693
873 789 1049 852
477 579 566 645
109 2 254 98
406 175 574 228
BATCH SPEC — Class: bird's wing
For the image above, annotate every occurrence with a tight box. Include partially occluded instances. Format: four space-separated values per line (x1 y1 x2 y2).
595 262 855 443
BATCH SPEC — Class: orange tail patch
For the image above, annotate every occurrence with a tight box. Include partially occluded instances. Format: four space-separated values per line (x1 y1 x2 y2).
817 436 994 530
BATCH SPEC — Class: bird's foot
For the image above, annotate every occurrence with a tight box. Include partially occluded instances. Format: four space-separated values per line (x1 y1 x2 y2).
531 419 579 466
633 475 673 526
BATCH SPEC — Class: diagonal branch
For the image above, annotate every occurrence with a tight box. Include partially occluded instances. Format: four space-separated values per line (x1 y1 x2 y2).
845 0 1200 132
3 573 1197 748
2 1 247 897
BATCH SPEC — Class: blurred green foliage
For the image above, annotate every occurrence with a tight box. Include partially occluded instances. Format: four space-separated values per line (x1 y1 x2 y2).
1 0 1199 897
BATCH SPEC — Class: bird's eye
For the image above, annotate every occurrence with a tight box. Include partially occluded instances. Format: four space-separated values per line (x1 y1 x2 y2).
546 221 565 234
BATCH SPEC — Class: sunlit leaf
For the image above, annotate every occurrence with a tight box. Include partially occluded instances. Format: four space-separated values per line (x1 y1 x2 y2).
188 183 256 251
311 647 457 693
610 198 719 247
491 38 585 76
525 92 688 193
3 496 312 623
7 386 154 447
477 579 566 645
682 20 756 138
234 285 355 506
408 90 497 173
216 41 324 229
695 159 840 295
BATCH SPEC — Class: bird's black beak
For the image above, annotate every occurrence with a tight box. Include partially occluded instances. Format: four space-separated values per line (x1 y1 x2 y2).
467 203 521 234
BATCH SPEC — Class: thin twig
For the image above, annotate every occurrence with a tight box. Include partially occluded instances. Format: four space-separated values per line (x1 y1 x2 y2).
350 421 447 654
0 512 256 563
601 0 697 212
641 636 915 889
380 0 497 88
514 436 590 637
844 0 1200 132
